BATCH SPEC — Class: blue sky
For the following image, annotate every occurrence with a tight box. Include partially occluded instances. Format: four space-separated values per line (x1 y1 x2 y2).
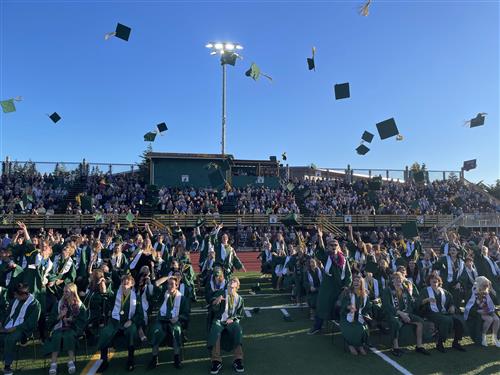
0 0 499 183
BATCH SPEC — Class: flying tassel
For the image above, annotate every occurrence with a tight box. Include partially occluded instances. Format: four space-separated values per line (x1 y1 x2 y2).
359 0 372 17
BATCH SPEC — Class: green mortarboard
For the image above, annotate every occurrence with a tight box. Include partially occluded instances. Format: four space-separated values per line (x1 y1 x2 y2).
208 170 224 188
49 112 61 123
144 131 157 142
413 171 425 183
252 307 261 314
334 82 350 100
94 213 104 224
361 131 374 143
463 159 477 171
282 152 287 161
126 212 135 223
115 23 131 41
401 221 418 238
376 118 399 140
286 182 295 192
157 122 168 133
310 163 317 170
195 217 206 228
80 195 92 212
221 51 238 66
281 213 300 227
307 47 316 71
458 226 472 237
245 62 272 81
356 144 370 155
368 178 382 191
1 99 16 113
469 113 486 128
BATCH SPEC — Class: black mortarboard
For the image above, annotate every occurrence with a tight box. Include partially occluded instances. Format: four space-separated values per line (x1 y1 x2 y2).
376 118 399 140
49 112 61 123
361 131 374 143
144 132 157 142
115 23 131 41
401 221 418 238
469 113 486 128
356 144 370 155
282 152 287 161
157 122 168 133
463 159 477 171
221 51 238 66
307 47 316 71
334 83 350 100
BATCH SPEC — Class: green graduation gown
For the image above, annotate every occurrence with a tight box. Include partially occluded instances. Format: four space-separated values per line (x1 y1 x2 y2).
207 291 244 352
339 292 372 346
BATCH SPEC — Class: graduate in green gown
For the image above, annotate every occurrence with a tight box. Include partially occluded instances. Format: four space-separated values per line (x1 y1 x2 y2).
97 274 144 372
433 246 465 307
148 276 189 369
463 276 500 347
0 248 24 298
83 269 113 335
210 224 245 279
44 283 88 375
309 227 351 334
340 275 372 355
417 274 465 352
257 240 275 275
474 242 500 296
109 242 129 290
207 276 245 375
0 283 41 375
381 272 429 357
304 258 322 320
47 245 77 301
364 272 384 322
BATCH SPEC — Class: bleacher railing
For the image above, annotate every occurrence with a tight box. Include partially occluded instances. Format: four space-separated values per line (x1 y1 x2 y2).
0 213 454 229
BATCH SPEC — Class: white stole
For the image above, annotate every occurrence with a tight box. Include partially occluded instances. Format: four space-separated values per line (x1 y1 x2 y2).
307 268 323 287
346 293 368 324
159 291 182 318
427 287 447 313
464 289 495 320
324 256 346 280
446 256 463 283
5 294 35 329
366 279 379 299
221 290 240 323
465 266 478 284
220 244 227 261
405 241 415 257
483 255 499 277
111 287 137 321
129 250 143 270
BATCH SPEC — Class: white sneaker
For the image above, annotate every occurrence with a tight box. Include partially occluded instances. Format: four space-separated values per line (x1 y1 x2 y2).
49 363 57 375
492 335 500 348
67 361 76 374
481 334 488 347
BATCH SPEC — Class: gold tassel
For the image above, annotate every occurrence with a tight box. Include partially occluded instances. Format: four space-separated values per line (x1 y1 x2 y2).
359 0 372 17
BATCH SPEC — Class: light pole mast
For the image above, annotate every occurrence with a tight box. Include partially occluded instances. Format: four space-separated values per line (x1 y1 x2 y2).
206 41 243 156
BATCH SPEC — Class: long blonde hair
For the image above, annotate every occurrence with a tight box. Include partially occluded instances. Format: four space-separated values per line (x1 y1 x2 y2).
63 283 82 306
474 276 495 296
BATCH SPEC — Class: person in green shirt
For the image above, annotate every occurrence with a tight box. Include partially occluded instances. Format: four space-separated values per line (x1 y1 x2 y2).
207 276 245 375
44 283 88 375
148 276 190 370
0 283 41 375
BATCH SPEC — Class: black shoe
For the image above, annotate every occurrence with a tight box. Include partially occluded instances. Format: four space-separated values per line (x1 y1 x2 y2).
126 360 135 372
148 355 158 370
452 341 466 352
210 361 222 375
415 346 431 356
436 342 446 353
97 361 109 373
391 348 402 357
233 359 244 373
4 366 13 375
174 354 182 369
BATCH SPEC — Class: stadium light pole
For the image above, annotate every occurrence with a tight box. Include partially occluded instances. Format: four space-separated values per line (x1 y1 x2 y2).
206 42 243 156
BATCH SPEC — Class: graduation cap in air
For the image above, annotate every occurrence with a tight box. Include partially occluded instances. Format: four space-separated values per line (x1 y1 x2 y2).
220 51 239 66
125 212 135 223
376 118 399 140
307 47 316 71
361 131 374 143
286 182 295 192
1 97 22 113
334 83 350 100
310 163 317 170
413 171 425 184
157 122 168 134
356 144 370 155
401 221 419 238
48 112 62 123
465 113 487 128
281 213 300 227
195 217 206 228
105 23 131 41
282 152 287 161
245 63 272 81
463 159 477 171
252 307 261 315
144 132 157 142
368 178 382 191
208 170 225 188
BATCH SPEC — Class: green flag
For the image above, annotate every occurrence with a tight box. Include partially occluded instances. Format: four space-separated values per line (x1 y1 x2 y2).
1 99 16 113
